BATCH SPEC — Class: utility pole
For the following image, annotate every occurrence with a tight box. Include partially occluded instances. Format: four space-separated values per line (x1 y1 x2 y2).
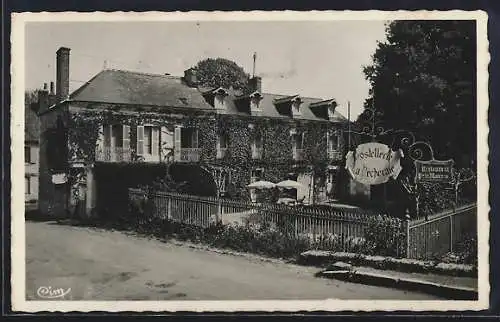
347 101 351 150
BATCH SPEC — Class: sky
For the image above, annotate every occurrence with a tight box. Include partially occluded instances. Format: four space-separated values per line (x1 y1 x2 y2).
25 20 388 119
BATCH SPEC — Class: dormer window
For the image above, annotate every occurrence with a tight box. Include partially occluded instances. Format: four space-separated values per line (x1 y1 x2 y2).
273 95 302 117
202 87 229 111
234 91 263 115
249 91 263 113
291 97 302 116
310 99 337 120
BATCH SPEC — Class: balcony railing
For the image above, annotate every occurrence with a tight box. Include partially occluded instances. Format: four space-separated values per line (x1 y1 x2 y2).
252 147 263 159
179 148 201 162
293 149 305 161
217 148 228 159
96 147 132 162
328 150 342 161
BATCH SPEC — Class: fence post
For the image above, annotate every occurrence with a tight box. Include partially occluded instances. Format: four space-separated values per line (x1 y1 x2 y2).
216 197 222 223
405 208 411 258
450 214 454 253
167 196 171 219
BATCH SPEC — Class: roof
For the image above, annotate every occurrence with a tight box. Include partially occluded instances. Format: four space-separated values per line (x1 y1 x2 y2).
69 69 348 122
25 102 40 143
70 69 214 110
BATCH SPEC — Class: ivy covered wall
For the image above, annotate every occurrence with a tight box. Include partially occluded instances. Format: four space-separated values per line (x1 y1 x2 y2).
64 103 346 203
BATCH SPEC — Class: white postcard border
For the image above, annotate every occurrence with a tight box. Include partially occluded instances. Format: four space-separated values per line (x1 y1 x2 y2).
10 10 490 312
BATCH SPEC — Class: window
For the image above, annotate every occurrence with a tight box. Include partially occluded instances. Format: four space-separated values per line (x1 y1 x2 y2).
25 176 30 194
217 132 229 159
25 146 31 163
180 127 198 148
144 126 152 154
251 168 264 181
252 133 263 159
142 126 159 155
112 125 123 148
293 133 304 150
328 132 339 151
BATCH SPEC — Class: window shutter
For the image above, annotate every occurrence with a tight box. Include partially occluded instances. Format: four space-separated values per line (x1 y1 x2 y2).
137 126 144 155
216 134 221 158
192 128 199 148
174 126 181 161
31 146 38 164
97 125 104 152
122 125 130 150
152 127 159 156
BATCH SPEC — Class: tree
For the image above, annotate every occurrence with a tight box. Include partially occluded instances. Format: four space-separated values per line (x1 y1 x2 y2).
193 58 251 92
360 20 476 168
25 89 40 106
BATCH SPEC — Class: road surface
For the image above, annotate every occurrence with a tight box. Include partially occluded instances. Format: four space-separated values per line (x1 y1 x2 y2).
25 221 441 300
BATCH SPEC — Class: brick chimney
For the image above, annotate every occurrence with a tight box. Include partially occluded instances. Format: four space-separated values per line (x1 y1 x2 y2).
56 47 70 101
183 68 198 87
249 76 262 93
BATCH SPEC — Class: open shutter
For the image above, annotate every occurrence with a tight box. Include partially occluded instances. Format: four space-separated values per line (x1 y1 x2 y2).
216 134 221 158
152 127 159 157
174 126 181 161
122 125 130 150
97 125 104 152
123 125 130 161
192 128 199 148
326 132 330 154
137 126 144 156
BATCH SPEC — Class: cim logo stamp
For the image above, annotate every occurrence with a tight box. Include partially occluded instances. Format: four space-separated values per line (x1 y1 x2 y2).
36 286 72 299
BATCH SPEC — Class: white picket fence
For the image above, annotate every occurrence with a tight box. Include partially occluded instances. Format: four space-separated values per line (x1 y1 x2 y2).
129 188 391 252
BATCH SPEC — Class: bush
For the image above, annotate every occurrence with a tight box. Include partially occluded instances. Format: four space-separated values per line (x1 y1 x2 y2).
452 233 478 266
363 215 406 257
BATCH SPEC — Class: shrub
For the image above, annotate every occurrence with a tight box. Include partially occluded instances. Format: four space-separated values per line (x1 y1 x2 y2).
363 215 406 257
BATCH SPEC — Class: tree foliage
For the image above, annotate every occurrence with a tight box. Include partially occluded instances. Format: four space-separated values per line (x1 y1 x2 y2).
361 20 476 168
25 89 40 106
193 58 251 92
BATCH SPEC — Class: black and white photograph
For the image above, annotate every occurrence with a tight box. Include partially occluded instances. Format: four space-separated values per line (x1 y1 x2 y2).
11 11 489 312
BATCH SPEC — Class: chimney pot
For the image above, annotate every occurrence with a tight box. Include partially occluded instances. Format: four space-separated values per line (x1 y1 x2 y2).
183 68 198 87
56 47 71 101
50 81 55 95
43 83 48 90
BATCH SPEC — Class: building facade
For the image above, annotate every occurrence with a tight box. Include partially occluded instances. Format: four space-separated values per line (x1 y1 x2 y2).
25 100 40 207
37 47 348 218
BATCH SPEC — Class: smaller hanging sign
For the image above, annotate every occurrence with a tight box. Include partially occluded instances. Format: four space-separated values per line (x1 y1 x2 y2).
415 159 454 183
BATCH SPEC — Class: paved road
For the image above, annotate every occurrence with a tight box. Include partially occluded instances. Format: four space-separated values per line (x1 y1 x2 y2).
25 221 441 301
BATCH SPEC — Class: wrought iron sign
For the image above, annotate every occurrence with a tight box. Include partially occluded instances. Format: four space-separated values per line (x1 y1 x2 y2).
345 99 469 220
